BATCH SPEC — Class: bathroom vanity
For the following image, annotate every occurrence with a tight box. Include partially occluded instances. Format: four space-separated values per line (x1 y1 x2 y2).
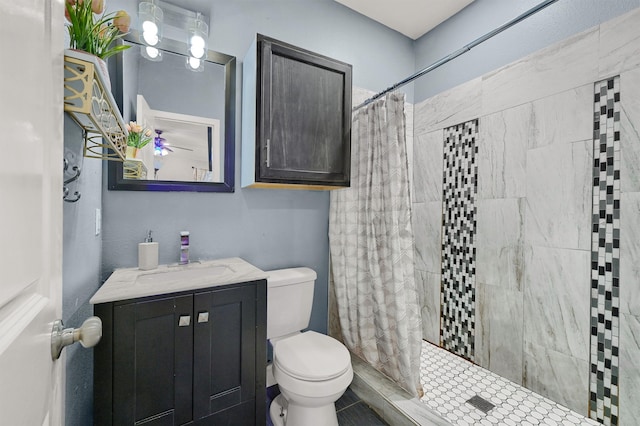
90 258 268 425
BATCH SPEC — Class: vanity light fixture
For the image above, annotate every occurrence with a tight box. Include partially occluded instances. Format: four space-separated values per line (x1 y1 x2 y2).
188 13 208 59
139 1 163 47
137 0 211 69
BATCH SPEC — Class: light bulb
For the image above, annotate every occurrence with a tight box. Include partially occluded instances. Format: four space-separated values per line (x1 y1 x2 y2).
138 2 163 46
188 57 201 69
189 45 205 59
146 46 159 58
187 15 208 61
142 20 158 35
190 35 205 48
189 34 206 58
142 30 159 46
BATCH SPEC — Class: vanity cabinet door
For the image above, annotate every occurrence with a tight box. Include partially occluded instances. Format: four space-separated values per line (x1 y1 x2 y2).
111 295 194 426
193 282 266 424
93 279 266 426
242 34 352 189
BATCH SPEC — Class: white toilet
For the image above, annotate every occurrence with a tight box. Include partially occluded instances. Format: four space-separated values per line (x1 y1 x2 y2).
267 267 353 426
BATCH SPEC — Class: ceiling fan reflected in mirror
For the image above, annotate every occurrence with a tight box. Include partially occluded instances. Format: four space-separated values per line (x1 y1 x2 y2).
154 129 194 156
154 129 170 156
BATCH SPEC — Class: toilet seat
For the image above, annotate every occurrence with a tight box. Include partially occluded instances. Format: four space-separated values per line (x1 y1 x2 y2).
273 331 351 381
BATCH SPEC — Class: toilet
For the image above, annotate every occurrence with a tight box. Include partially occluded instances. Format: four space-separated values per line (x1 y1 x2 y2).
266 267 353 426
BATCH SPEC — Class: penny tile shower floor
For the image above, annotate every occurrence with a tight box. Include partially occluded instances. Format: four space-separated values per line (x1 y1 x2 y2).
419 341 600 426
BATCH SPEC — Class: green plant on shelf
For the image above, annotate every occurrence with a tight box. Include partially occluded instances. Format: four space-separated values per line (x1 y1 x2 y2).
126 121 153 149
65 0 131 60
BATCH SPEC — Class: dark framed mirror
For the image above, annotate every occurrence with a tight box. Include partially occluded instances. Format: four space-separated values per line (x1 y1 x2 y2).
108 32 235 192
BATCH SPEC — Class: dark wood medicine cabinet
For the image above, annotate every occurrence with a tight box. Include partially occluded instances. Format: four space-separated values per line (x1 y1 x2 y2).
242 34 353 189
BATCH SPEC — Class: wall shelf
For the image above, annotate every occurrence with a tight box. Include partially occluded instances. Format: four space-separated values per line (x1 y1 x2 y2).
123 158 148 180
63 50 128 161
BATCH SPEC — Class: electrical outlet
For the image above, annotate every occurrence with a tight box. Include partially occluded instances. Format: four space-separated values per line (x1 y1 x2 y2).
95 208 101 236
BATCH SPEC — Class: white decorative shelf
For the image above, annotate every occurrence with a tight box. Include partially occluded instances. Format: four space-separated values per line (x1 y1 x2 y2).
63 49 128 161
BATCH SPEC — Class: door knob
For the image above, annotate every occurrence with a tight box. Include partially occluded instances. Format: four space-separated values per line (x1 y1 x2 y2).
51 316 102 360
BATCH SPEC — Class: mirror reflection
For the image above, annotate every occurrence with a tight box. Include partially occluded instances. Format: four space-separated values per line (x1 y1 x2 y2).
109 35 235 192
126 94 222 182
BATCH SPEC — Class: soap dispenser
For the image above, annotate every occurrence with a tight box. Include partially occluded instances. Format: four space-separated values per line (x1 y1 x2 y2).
138 230 159 270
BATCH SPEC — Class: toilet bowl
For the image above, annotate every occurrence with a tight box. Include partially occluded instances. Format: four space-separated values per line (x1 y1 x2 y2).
266 268 353 426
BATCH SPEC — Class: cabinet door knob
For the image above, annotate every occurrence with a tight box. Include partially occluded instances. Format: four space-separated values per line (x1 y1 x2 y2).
197 312 209 323
178 315 191 327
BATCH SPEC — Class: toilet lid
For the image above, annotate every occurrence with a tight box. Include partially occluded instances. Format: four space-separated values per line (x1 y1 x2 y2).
274 331 351 381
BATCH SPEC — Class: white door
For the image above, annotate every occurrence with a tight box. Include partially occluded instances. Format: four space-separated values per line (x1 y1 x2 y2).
0 0 65 424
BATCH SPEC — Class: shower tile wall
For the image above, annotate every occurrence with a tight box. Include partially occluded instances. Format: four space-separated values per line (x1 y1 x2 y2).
440 119 479 360
590 77 621 425
411 7 640 424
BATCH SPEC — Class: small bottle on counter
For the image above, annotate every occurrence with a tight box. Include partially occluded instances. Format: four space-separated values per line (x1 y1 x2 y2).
179 231 190 264
138 230 159 270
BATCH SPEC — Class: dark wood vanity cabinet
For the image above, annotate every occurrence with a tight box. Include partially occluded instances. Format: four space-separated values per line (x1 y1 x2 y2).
94 280 267 426
242 34 352 189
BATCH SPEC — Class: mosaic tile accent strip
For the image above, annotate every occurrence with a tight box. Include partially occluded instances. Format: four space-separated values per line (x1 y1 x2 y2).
440 119 479 360
589 76 621 426
420 340 600 426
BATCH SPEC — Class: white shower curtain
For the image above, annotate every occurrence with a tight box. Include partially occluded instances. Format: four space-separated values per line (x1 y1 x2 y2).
329 93 423 397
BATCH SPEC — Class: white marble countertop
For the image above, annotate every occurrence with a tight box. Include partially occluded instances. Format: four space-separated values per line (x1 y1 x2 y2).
90 257 268 304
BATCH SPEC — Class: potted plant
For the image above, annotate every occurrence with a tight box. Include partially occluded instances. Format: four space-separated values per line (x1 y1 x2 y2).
65 0 131 61
126 121 153 159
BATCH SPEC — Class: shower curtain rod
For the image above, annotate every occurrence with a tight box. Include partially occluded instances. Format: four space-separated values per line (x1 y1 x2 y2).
353 0 560 111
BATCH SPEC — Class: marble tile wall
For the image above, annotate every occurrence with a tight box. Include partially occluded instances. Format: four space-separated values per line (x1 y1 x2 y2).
411 7 640 424
617 36 640 422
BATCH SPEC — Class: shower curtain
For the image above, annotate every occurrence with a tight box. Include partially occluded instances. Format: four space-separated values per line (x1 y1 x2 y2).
329 93 423 397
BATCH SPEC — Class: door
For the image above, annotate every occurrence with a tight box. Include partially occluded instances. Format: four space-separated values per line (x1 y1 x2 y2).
0 0 64 424
111 295 193 426
193 285 258 423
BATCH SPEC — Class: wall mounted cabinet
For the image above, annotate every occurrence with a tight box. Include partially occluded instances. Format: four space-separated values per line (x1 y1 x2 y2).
242 34 352 189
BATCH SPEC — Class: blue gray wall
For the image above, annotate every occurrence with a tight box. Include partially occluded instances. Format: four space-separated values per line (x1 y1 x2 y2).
100 0 414 337
413 0 640 102
63 116 103 426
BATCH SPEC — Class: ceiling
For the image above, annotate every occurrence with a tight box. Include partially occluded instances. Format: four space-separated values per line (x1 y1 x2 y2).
334 0 475 40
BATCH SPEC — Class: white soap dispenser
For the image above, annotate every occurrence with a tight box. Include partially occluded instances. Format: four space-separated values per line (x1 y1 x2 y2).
138 230 159 270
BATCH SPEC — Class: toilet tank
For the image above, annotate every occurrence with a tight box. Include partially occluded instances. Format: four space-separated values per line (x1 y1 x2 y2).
266 267 317 339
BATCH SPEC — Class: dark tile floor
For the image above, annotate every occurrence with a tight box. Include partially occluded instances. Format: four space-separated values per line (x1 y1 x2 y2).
267 385 388 426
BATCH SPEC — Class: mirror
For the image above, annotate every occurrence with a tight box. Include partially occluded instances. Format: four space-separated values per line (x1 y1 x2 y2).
108 33 235 192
